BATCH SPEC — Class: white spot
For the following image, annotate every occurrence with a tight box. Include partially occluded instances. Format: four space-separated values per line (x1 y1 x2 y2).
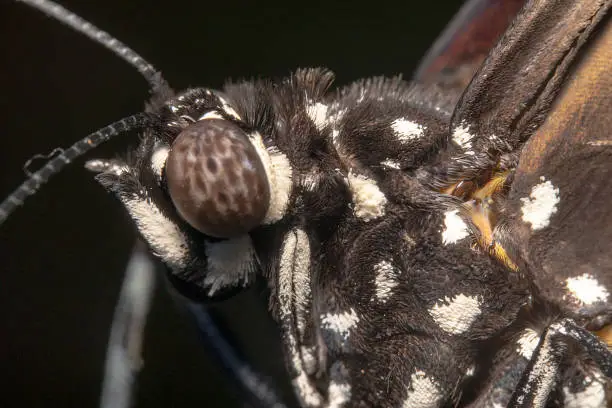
331 129 341 148
277 229 321 405
321 309 359 348
347 171 387 221
85 159 128 176
465 366 475 377
301 346 318 375
328 361 351 408
516 328 540 359
278 229 312 332
441 210 469 245
216 95 241 120
198 111 224 121
306 101 329 131
203 235 256 296
150 146 169 182
328 381 351 408
356 89 366 103
372 260 399 303
520 178 560 231
402 370 443 408
563 373 606 408
327 107 347 126
381 159 401 169
391 118 425 141
452 123 474 151
519 327 560 407
122 198 189 269
565 274 609 305
293 372 322 407
247 132 293 224
429 293 482 335
300 171 321 192
587 140 612 146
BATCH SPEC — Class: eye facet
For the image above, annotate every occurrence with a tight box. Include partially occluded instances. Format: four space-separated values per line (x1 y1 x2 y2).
165 119 270 238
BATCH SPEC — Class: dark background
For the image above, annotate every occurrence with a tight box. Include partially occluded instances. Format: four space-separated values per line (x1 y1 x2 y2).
0 1 461 407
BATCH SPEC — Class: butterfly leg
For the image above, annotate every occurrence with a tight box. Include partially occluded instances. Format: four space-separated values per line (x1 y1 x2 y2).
100 242 156 408
180 300 289 408
508 318 612 408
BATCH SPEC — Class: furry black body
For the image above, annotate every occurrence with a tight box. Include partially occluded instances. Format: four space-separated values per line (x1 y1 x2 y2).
3 1 612 407
95 68 609 407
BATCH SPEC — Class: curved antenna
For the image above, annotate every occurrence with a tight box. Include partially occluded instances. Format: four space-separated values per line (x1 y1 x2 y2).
16 0 172 98
0 112 158 226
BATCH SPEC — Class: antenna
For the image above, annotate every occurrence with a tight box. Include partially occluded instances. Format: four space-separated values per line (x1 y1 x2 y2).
0 113 158 226
16 0 172 98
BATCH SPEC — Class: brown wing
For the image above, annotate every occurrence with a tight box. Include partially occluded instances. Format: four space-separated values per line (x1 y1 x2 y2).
440 0 612 323
500 11 612 320
450 0 611 150
414 0 526 91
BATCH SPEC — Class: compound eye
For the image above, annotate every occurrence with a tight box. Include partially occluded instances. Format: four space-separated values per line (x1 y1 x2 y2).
165 119 270 238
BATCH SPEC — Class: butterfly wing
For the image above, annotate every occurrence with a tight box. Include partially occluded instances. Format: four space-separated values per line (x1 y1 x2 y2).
499 8 612 321
440 0 612 325
413 0 526 91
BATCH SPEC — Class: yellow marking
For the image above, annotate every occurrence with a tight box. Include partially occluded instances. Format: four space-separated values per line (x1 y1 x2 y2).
464 200 493 244
441 183 457 195
490 243 518 272
595 325 612 347
446 171 518 271
471 171 509 201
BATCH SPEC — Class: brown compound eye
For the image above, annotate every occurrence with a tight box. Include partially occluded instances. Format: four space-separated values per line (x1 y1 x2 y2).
165 119 270 238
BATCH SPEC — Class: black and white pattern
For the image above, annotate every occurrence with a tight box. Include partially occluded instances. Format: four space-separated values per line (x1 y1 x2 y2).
87 65 612 407
3 0 612 407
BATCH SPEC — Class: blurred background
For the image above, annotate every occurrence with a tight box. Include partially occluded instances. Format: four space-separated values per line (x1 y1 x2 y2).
0 1 461 407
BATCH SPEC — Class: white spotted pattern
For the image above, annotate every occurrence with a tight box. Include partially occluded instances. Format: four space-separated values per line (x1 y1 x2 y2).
300 171 321 192
328 362 351 408
563 372 606 408
122 197 189 269
517 328 559 407
321 309 359 348
517 328 540 359
150 146 169 182
198 111 224 121
293 372 322 407
86 159 128 176
452 123 475 154
216 95 241 120
347 171 387 221
520 177 560 231
279 229 322 407
402 370 443 408
372 260 399 303
381 158 401 169
247 132 293 224
429 294 482 335
279 229 312 332
441 210 469 245
565 274 609 305
203 235 255 296
391 118 425 141
306 101 329 131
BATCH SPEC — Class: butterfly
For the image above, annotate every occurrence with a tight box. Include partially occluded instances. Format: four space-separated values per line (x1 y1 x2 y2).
2 0 611 407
